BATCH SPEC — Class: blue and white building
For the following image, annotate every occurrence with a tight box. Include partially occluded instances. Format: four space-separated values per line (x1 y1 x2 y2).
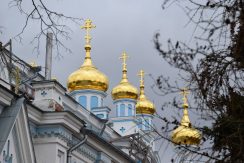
0 19 160 163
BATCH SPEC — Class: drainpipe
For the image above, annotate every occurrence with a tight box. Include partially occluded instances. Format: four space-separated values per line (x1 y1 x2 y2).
67 133 88 163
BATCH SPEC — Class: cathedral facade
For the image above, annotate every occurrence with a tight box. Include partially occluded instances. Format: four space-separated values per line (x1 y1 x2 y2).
0 19 160 163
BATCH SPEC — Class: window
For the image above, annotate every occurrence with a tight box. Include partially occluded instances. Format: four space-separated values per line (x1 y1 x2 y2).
138 118 142 129
128 104 133 116
96 114 104 119
116 105 119 116
79 96 87 109
120 104 125 116
91 96 98 109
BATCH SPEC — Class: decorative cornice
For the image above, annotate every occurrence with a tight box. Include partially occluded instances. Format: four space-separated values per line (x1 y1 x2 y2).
69 89 107 97
113 98 136 104
31 125 97 161
31 80 67 93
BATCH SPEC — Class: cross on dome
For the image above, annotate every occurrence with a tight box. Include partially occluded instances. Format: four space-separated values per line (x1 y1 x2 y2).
138 70 145 87
180 88 189 107
80 19 96 45
120 51 129 71
67 19 109 92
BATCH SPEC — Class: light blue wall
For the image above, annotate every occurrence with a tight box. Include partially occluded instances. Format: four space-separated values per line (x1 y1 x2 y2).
120 104 125 116
128 104 132 116
91 96 98 109
114 101 136 117
145 119 150 130
137 115 153 131
138 118 142 129
79 96 87 109
116 104 119 117
96 114 104 119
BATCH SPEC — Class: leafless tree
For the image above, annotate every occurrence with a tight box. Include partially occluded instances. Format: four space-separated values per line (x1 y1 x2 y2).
4 0 83 56
153 0 244 162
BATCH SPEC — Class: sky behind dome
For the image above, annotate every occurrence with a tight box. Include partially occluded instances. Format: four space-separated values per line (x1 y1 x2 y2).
0 0 198 161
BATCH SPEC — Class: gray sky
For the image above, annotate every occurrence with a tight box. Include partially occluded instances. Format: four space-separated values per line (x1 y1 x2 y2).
0 0 198 161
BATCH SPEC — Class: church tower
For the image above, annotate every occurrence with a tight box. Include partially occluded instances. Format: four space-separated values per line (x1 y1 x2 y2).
171 88 201 145
136 70 155 131
111 52 138 136
135 70 157 152
67 19 110 119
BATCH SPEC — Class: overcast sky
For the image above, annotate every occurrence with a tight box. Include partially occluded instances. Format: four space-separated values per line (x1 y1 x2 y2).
0 0 198 161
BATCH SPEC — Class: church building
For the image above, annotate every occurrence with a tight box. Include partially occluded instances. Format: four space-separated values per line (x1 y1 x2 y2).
0 19 161 163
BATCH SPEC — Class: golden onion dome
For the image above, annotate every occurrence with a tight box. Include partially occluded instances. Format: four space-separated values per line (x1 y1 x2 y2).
67 19 109 92
135 70 155 115
171 88 201 145
112 52 138 100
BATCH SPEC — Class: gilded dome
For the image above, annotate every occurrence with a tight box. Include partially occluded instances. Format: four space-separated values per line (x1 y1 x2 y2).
136 95 155 114
112 80 138 100
171 89 201 145
171 125 201 145
112 52 138 100
135 70 155 115
67 19 109 92
67 56 109 92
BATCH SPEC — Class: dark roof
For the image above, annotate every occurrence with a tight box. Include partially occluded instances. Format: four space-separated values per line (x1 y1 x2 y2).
0 97 25 152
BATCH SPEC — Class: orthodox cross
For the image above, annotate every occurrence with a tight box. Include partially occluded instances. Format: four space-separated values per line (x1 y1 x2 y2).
180 88 189 105
138 70 145 87
120 127 126 133
120 52 129 70
80 19 96 45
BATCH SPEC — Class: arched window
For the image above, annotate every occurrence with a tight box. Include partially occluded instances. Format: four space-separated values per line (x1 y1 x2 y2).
91 96 98 109
138 118 142 129
128 104 133 116
120 104 125 116
79 96 87 109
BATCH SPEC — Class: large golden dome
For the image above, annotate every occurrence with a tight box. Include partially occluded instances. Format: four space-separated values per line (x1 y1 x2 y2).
112 52 138 100
171 89 201 145
135 70 155 115
67 19 109 92
67 55 109 92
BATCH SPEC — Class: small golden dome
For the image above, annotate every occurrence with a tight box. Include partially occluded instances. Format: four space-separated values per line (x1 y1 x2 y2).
171 125 201 145
112 82 138 100
67 19 109 92
135 70 155 115
112 52 138 100
171 88 201 145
